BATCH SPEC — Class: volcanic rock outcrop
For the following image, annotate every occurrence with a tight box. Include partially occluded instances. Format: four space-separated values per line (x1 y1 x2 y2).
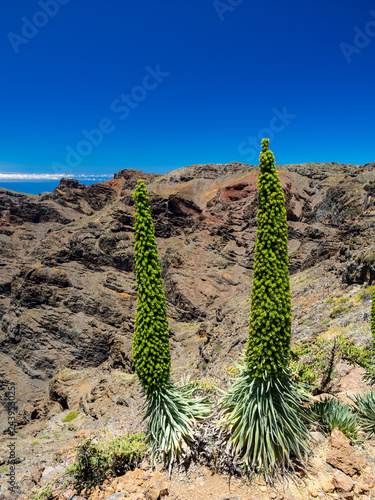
1 160 375 433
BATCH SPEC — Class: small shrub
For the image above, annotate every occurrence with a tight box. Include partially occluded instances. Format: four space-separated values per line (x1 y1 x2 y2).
310 397 358 442
352 390 375 437
291 336 371 393
330 306 350 319
338 337 372 370
62 411 81 423
336 297 349 304
67 432 147 489
322 319 329 325
358 285 375 302
220 364 241 378
32 486 53 500
290 361 319 386
192 377 217 394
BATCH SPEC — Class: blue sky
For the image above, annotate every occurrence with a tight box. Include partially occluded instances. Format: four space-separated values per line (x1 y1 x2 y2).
1 0 375 186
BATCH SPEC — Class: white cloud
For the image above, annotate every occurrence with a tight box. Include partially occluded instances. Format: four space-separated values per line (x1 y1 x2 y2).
0 173 112 181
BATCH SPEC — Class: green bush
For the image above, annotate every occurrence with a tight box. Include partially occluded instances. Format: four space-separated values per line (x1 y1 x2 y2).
352 390 375 437
330 306 350 319
32 486 53 500
67 433 147 488
310 397 358 442
291 335 372 392
62 411 80 423
336 297 349 304
289 360 319 387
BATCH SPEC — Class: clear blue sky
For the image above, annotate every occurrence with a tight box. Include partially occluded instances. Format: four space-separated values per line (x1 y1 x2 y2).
1 0 374 183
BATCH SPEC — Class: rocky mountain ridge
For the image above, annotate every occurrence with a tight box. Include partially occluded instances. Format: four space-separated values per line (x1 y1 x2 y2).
1 161 375 423
1 160 375 498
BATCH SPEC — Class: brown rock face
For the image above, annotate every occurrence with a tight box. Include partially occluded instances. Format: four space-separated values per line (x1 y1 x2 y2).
326 428 361 476
1 161 375 436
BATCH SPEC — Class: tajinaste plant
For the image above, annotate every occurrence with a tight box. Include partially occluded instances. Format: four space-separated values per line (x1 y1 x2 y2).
133 180 210 466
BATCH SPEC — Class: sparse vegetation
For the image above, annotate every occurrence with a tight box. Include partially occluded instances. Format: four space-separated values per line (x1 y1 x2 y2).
336 297 349 304
291 335 372 393
330 305 350 319
32 486 53 500
67 433 147 489
192 377 218 394
372 286 375 348
62 411 81 423
357 285 375 301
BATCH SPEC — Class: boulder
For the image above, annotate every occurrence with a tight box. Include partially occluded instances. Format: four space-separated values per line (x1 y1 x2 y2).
332 470 354 493
326 428 360 476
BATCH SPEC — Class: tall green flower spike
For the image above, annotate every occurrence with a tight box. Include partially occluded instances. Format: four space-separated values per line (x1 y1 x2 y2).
133 180 210 465
364 286 375 383
371 287 375 350
246 138 292 379
220 139 311 479
133 179 171 394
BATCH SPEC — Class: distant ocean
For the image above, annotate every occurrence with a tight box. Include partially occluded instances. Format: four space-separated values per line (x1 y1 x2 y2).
0 179 112 196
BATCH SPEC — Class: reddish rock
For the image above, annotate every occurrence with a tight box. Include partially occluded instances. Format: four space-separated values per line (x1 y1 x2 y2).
326 428 360 476
30 463 43 485
332 470 354 493
330 427 350 448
